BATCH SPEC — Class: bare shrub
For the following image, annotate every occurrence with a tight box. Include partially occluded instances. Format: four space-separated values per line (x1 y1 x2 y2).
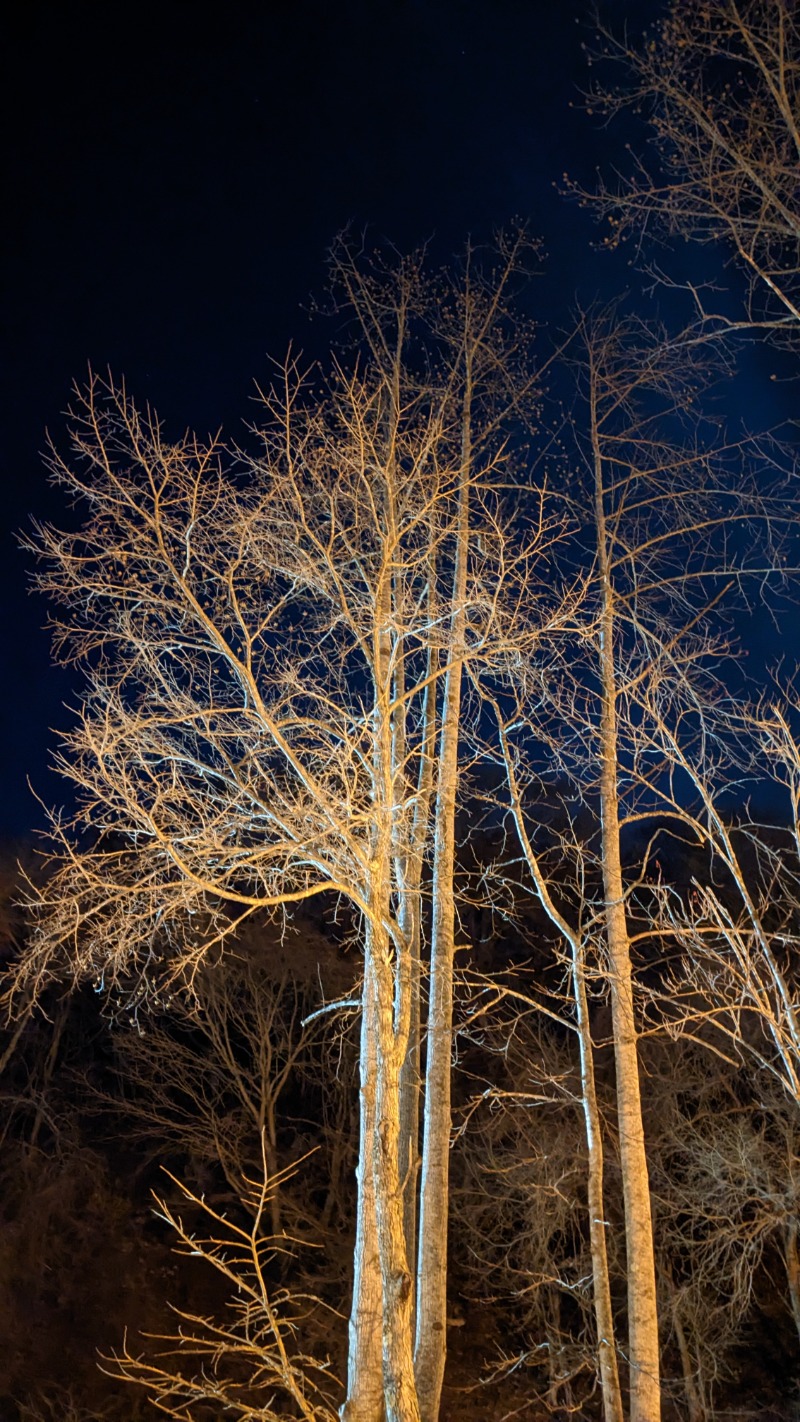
109 1138 341 1421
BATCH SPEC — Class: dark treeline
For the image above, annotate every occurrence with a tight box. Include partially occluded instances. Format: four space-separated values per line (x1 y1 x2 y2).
2 801 799 1419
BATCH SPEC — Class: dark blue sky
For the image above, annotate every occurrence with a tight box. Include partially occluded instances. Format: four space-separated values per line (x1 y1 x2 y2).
1 0 791 839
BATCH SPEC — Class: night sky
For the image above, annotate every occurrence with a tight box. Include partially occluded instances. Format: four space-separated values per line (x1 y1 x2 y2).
1 0 791 840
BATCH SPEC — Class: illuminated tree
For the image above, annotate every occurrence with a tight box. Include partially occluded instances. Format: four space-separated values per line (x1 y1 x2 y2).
455 999 624 1419
478 306 787 1422
588 0 800 340
110 1139 342 1422
648 694 800 1119
475 711 624 1422
12 232 561 1422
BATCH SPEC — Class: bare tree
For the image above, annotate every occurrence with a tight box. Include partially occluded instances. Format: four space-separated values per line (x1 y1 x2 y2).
409 232 555 1422
455 1004 624 1418
479 304 788 1421
645 1041 800 1419
566 310 795 1422
472 703 625 1422
646 693 800 1116
106 944 351 1243
587 0 800 340
12 233 559 1422
109 1139 341 1422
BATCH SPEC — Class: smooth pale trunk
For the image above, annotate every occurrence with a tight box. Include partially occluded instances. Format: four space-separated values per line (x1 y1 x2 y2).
373 932 421 1422
413 691 464 1420
415 414 469 1422
593 388 661 1422
397 906 421 1283
413 809 455 1421
397 642 437 1291
599 728 662 1422
341 951 385 1422
572 941 624 1422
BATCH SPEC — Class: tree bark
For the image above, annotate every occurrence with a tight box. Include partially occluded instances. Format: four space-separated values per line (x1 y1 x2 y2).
342 954 385 1422
373 926 420 1422
397 630 437 1299
593 394 661 1422
573 941 625 1422
414 358 471 1422
362 490 422 1422
599 851 660 1421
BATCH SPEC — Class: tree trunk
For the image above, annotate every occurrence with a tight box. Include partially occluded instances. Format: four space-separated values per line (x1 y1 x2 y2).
373 927 420 1422
342 953 385 1422
415 364 471 1422
500 712 623 1422
413 823 455 1421
593 390 661 1422
397 911 421 1292
573 940 624 1422
397 630 437 1301
362 503 422 1422
598 684 661 1422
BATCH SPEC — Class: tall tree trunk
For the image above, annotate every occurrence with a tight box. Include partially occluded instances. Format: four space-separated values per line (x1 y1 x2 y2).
415 362 472 1422
365 491 422 1422
413 812 455 1421
397 627 438 1298
599 678 660 1422
373 921 420 1422
397 905 421 1293
414 757 457 1420
573 940 624 1422
341 953 385 1422
593 398 661 1422
501 729 623 1422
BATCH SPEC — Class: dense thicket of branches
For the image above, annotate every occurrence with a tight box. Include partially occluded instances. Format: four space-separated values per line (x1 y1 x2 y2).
587 0 800 338
2 867 799 1421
